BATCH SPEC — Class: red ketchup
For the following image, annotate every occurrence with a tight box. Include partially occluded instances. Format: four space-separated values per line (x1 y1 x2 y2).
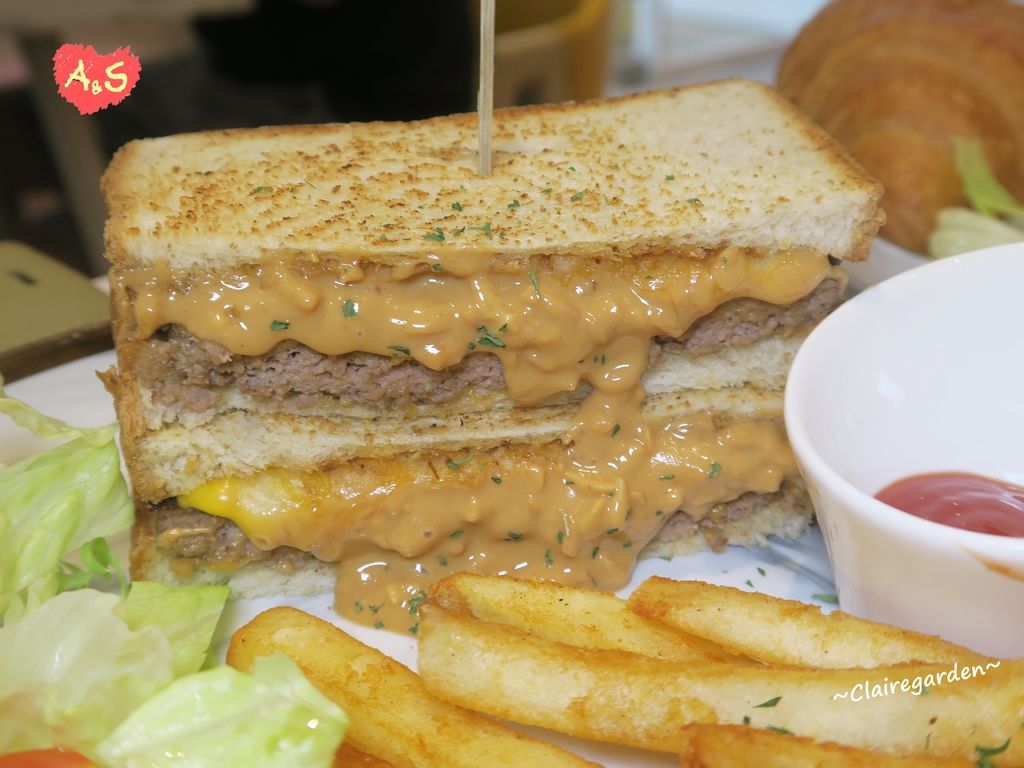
875 472 1024 537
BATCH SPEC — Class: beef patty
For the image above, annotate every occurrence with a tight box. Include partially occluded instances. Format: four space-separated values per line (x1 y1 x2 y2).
131 277 842 420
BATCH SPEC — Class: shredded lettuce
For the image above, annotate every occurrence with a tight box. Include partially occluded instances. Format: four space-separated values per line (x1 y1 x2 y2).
0 584 229 756
0 384 133 622
0 590 172 754
57 536 127 596
116 581 229 677
0 383 347 766
97 654 348 768
954 138 1024 219
926 140 1024 258
928 207 1024 259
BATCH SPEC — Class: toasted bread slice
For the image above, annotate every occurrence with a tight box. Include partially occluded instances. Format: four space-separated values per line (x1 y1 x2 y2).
102 79 882 272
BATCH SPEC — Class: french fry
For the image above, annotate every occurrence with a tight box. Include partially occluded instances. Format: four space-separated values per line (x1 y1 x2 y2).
334 743 396 768
676 725 975 767
417 599 1024 761
431 573 739 662
228 607 598 768
629 577 990 668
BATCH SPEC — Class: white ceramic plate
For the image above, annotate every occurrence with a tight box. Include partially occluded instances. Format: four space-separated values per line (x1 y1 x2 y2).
2 350 837 766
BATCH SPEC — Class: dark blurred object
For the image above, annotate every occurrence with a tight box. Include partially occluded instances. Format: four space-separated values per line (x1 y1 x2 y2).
0 240 112 382
471 0 610 107
0 88 90 276
194 0 474 122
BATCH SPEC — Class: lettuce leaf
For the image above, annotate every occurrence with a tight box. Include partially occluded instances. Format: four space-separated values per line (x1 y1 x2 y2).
97 654 348 768
0 590 173 754
0 584 229 756
116 581 230 677
927 207 1024 259
954 138 1024 219
0 385 133 622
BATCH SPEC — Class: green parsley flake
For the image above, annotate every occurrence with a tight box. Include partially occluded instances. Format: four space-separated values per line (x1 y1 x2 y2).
446 455 474 470
408 590 427 614
251 186 272 194
745 579 754 588
568 166 576 172
742 716 751 725
373 621 384 629
270 319 290 331
544 549 553 567
408 623 419 634
450 530 464 539
591 546 600 559
368 604 383 614
757 567 766 577
354 601 364 613
342 299 357 318
529 270 542 297
755 696 782 708
491 475 502 485
499 322 509 333
606 528 619 535
812 593 839 605
611 424 621 437
665 174 675 181
976 739 1012 768
508 199 521 209
469 222 493 239
687 197 703 206
542 187 553 194
431 263 444 271
438 554 448 566
767 726 793 736
388 345 411 356
659 474 676 481
476 326 506 348
506 531 523 541
452 202 463 211
708 462 722 479
571 191 585 201
557 530 565 544
423 227 445 242
623 541 633 548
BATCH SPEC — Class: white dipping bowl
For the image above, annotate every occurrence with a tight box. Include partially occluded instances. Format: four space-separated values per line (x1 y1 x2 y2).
785 242 1024 658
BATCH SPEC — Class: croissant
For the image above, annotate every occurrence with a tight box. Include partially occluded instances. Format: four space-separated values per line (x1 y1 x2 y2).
777 0 1024 253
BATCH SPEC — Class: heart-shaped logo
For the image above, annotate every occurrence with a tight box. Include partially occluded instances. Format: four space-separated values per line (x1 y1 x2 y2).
53 44 141 115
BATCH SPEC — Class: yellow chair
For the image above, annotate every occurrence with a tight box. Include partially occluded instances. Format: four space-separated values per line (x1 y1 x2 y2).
470 0 611 107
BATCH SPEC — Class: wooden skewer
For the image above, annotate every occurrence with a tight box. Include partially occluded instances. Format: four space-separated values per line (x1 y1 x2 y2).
478 0 495 175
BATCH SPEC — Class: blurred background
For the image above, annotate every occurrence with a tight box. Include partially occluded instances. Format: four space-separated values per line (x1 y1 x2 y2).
0 0 829 278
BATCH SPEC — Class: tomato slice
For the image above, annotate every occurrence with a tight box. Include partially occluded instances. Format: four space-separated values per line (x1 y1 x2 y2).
0 750 97 768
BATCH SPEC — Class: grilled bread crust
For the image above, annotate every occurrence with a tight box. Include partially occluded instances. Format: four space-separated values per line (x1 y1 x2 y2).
102 79 883 272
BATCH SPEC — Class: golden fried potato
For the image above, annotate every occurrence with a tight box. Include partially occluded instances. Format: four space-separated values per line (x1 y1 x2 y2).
629 577 990 668
418 599 1024 760
431 573 739 662
228 607 598 768
334 743 396 768
677 725 975 767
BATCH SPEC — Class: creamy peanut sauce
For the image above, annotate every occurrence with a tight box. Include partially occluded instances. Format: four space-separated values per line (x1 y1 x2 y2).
121 246 828 403
130 247 828 631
